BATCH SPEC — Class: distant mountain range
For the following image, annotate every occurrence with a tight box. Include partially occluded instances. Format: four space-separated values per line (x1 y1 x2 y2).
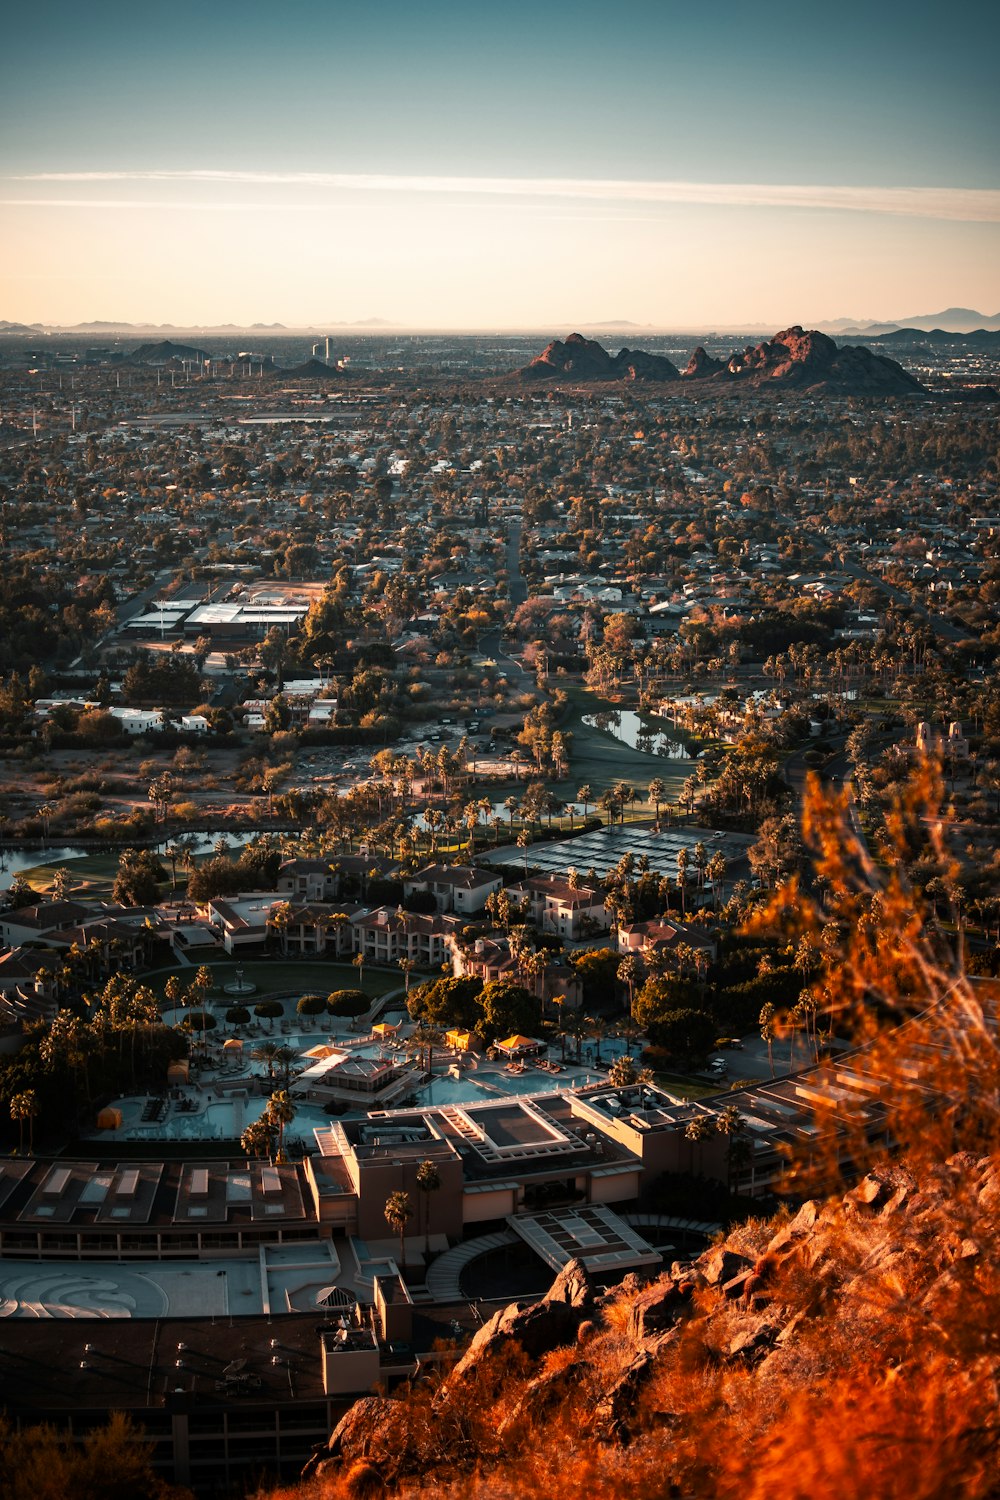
0 318 392 336
517 328 925 395
819 308 1000 336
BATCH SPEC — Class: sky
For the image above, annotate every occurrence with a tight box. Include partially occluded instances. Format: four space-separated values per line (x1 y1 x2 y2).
2 0 998 329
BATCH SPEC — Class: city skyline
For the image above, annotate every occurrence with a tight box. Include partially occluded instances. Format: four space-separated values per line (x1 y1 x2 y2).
2 0 998 328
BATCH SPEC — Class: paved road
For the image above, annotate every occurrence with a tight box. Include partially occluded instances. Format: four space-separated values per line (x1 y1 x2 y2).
505 517 527 605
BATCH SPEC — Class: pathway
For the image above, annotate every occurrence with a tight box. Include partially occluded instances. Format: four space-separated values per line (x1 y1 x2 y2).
425 1229 519 1302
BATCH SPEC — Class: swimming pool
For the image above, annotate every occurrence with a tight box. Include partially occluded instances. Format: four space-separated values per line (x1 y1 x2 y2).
94 1094 334 1144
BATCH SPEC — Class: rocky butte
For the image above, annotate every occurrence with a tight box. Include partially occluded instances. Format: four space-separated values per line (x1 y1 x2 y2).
518 326 925 395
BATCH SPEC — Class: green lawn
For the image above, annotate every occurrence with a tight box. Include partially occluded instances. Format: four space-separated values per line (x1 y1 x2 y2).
563 686 695 800
649 1072 718 1101
21 852 123 898
143 958 402 1003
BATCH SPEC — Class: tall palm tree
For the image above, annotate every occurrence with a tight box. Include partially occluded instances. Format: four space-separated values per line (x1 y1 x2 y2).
715 1103 743 1190
616 954 642 1021
164 843 181 892
759 1002 777 1078
267 1090 296 1160
416 1159 441 1256
10 1090 37 1154
384 1190 413 1270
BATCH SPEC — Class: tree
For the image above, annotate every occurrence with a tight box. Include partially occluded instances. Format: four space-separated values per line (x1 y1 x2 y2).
10 1089 37 1154
416 1158 441 1256
252 1041 280 1083
385 1189 413 1269
267 1089 296 1160
684 1111 713 1174
254 999 283 1031
608 1053 652 1088
163 842 181 892
327 988 368 1017
715 1102 746 1190
646 1006 717 1062
296 993 326 1017
112 847 164 907
479 979 539 1042
241 1118 272 1160
759 1001 777 1078
617 953 642 1019
398 956 418 993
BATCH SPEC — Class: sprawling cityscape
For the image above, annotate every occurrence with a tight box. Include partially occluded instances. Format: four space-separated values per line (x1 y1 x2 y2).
1 3 997 1499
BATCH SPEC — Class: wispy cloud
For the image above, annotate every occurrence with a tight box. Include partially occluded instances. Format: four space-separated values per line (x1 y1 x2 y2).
11 170 1000 222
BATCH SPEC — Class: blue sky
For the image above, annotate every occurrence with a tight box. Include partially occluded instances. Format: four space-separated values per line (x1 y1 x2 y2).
2 0 998 326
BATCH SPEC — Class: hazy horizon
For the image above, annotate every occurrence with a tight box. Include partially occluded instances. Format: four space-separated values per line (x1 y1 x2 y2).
2 0 997 328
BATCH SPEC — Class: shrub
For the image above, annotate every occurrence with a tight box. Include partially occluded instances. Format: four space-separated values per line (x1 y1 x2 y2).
327 988 368 1016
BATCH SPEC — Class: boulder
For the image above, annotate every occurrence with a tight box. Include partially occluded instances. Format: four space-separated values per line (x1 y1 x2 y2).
591 1348 656 1443
303 1397 411 1484
498 1359 584 1440
446 1262 593 1387
728 1320 780 1361
546 1257 593 1309
700 1246 753 1287
627 1277 688 1340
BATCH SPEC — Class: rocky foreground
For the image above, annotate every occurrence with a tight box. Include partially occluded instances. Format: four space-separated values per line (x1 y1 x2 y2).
292 1152 999 1500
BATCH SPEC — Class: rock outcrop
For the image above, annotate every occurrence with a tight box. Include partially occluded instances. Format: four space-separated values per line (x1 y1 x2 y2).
702 326 924 393
516 326 924 394
683 345 724 378
520 333 680 382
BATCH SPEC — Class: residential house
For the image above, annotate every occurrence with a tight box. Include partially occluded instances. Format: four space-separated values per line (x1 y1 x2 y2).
507 873 610 941
403 863 502 916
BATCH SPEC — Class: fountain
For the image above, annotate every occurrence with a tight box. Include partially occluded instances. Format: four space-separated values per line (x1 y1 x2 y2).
223 966 257 998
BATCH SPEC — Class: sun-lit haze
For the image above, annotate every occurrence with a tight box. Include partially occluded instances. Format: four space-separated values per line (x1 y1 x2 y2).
2 0 997 329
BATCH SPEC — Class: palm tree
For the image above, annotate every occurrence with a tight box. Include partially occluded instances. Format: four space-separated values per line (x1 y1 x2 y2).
676 847 690 917
164 843 181 892
616 954 642 1021
684 1112 713 1175
398 957 417 993
273 1045 296 1085
705 851 727 911
252 1040 280 1084
759 1002 777 1078
648 777 668 824
267 1090 296 1160
10 1089 38 1154
715 1103 743 1190
416 1158 441 1256
384 1189 413 1269
241 1118 272 1160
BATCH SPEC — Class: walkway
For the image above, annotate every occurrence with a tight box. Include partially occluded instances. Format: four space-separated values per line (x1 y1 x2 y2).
425 1229 519 1302
623 1213 721 1245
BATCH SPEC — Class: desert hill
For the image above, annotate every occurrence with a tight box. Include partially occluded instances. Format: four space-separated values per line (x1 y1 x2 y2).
714 325 925 393
517 326 924 394
127 339 211 365
278 358 342 378
521 332 681 382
